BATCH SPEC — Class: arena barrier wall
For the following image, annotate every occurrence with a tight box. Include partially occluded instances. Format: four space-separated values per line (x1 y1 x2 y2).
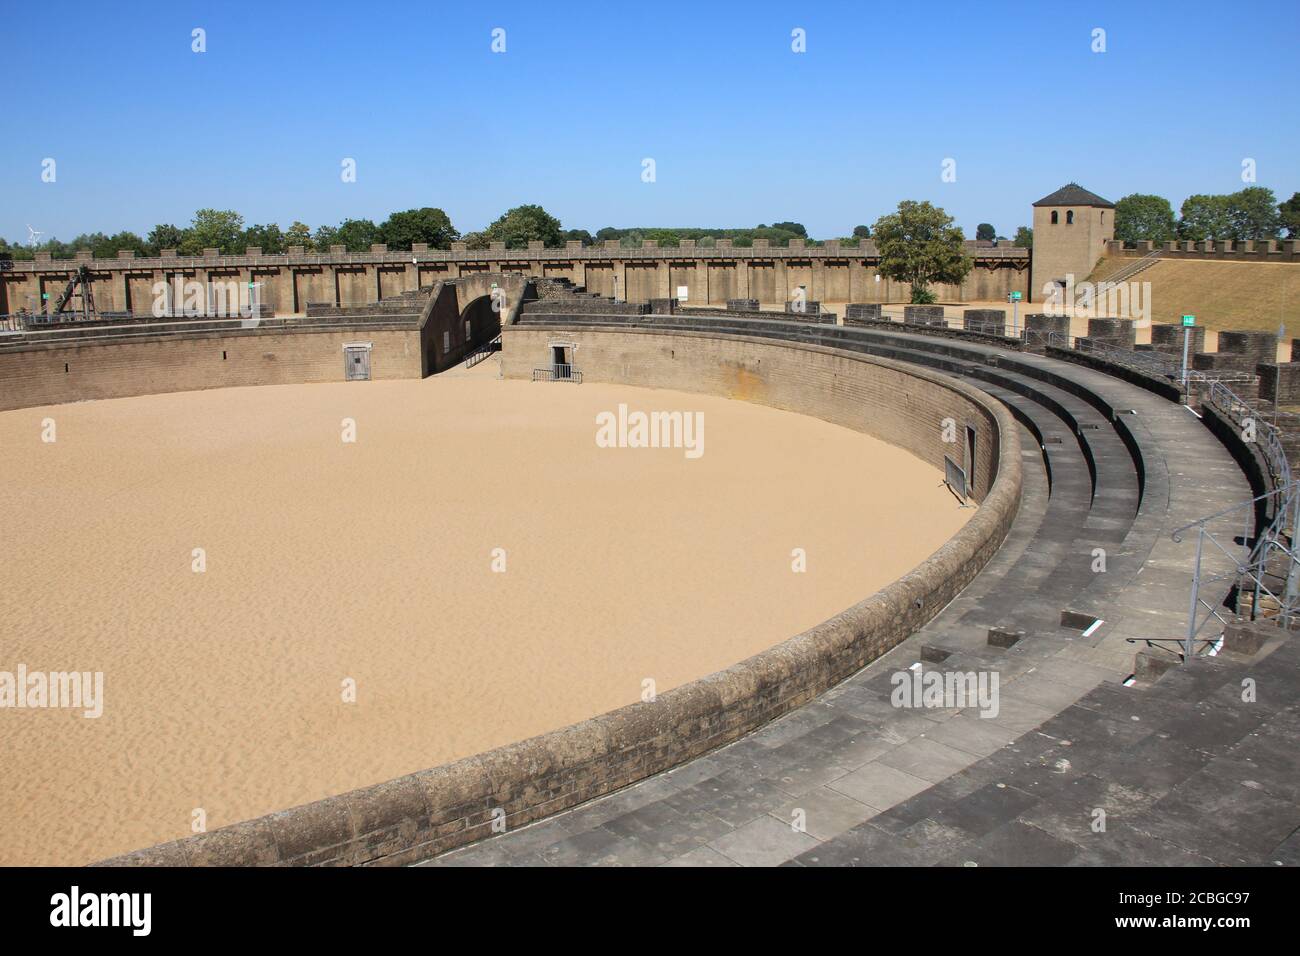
87 323 1020 866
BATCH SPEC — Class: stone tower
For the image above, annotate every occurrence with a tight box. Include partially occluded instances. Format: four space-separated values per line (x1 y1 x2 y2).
1031 183 1115 301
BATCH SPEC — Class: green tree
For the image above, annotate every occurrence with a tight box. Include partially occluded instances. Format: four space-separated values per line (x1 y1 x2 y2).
1179 194 1233 241
852 225 871 239
1012 227 1032 248
241 223 284 254
1281 192 1300 239
67 232 109 257
95 231 147 258
975 223 996 241
871 200 972 303
146 224 185 255
312 224 339 251
1113 194 1177 243
561 228 594 245
377 207 457 250
480 204 564 248
770 221 807 238
334 218 379 252
180 209 245 254
284 222 313 250
1226 186 1281 240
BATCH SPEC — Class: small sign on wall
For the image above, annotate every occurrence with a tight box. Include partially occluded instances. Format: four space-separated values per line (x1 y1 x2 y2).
676 285 689 302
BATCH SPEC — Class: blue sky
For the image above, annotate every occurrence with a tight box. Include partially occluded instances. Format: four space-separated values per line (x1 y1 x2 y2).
3 0 1297 243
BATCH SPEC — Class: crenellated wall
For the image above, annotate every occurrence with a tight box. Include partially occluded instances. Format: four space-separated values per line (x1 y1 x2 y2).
0 240 1030 317
1106 238 1300 263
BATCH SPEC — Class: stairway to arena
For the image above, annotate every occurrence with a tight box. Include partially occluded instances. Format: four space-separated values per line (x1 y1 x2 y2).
419 311 1271 866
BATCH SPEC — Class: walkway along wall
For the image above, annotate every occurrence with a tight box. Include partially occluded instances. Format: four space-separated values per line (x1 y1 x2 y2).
0 242 1029 317
97 324 1021 865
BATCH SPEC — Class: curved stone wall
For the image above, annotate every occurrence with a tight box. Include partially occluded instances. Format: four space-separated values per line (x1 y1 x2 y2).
0 327 423 412
76 324 1020 866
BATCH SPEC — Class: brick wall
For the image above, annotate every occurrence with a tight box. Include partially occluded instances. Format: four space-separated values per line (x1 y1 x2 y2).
1258 363 1300 404
0 327 422 412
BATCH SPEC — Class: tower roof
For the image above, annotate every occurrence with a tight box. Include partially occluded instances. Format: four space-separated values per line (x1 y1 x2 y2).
1032 183 1115 208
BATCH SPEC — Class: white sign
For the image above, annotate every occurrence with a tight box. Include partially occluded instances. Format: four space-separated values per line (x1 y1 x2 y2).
676 285 689 302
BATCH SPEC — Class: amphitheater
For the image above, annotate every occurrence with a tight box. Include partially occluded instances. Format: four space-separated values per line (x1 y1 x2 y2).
2 212 1299 868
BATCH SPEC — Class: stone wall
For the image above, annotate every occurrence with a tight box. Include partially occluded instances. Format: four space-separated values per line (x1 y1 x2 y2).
844 303 882 325
1085 317 1137 349
1106 239 1300 263
96 323 1021 866
0 244 1030 317
1151 323 1205 355
963 309 1006 336
1258 363 1300 404
1023 313 1070 351
0 327 423 412
520 299 649 316
903 305 945 327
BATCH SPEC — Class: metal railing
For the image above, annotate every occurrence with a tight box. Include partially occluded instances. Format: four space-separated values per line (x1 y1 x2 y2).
1044 329 1296 658
1104 249 1165 285
532 364 582 383
1171 481 1298 657
1170 377 1298 657
464 334 502 369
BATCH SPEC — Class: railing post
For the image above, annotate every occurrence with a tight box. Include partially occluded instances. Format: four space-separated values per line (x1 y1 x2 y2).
1186 528 1205 659
1286 485 1300 623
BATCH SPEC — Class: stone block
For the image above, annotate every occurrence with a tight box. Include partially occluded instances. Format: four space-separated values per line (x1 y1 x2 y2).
963 309 1006 336
903 305 945 326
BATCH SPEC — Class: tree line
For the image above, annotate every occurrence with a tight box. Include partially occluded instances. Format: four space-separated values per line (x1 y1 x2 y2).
0 205 995 260
0 196 985 305
1113 188 1299 244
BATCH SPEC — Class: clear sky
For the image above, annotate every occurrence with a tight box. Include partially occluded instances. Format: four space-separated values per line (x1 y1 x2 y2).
3 0 1297 243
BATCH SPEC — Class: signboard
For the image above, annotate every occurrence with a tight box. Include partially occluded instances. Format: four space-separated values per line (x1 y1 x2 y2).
1182 314 1195 327
1010 291 1022 301
676 285 689 302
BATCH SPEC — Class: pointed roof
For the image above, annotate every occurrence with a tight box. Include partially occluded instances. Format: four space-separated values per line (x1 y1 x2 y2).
1032 183 1115 208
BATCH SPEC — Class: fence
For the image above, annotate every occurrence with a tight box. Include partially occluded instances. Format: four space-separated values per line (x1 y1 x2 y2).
532 364 582 383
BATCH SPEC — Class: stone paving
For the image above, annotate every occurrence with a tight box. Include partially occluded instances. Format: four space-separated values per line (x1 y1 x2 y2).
418 321 1271 867
792 632 1300 866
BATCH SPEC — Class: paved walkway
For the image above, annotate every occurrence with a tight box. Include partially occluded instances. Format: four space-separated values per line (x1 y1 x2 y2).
792 631 1300 866
418 324 1260 866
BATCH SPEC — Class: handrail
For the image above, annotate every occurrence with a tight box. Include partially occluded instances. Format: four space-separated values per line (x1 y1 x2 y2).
464 334 502 369
532 364 582 383
1171 380 1297 655
1046 327 1298 656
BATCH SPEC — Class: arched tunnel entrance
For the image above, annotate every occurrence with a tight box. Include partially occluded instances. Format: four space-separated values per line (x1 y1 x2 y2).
420 274 529 376
461 294 501 353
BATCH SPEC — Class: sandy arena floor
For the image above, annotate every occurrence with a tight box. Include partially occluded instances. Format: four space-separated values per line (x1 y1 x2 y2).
0 372 970 864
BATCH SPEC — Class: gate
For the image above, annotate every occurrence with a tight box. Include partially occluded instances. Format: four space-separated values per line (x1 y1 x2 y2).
344 344 371 381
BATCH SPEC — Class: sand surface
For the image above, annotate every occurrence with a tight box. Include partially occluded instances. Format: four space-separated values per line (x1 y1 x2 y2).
0 371 969 864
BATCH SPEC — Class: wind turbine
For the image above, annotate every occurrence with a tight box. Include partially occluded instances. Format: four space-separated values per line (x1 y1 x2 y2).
26 225 42 247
